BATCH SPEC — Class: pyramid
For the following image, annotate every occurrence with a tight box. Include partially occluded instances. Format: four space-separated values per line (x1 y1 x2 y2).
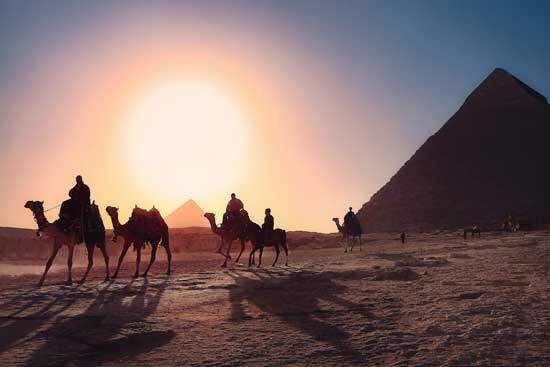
165 199 207 228
357 68 550 232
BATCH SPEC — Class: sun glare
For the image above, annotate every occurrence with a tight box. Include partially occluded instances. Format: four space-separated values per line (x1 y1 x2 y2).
122 80 249 201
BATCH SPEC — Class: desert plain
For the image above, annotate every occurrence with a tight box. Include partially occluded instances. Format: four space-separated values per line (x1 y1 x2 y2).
1 231 549 367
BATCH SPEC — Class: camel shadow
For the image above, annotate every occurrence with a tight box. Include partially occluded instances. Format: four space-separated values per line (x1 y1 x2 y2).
0 290 78 353
21 277 172 366
227 269 376 364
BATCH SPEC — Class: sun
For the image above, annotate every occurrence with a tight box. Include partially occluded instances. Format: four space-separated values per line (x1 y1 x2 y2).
122 80 249 201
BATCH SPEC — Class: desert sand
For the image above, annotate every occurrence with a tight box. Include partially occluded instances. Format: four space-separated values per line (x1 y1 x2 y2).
1 231 549 366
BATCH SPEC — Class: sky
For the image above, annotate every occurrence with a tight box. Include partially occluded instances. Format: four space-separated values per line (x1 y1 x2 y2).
1 0 549 232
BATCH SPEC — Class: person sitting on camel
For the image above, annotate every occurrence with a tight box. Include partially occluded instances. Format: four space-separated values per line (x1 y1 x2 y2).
58 175 91 233
262 208 274 243
344 207 356 227
69 175 91 207
223 193 244 226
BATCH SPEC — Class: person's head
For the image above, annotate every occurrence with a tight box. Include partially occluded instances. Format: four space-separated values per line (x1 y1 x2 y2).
265 208 271 215
76 175 83 184
231 193 236 199
349 207 353 212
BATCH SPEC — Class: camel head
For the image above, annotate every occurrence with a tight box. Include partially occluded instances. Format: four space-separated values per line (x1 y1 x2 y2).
204 212 216 222
24 200 44 215
332 218 340 224
105 206 119 217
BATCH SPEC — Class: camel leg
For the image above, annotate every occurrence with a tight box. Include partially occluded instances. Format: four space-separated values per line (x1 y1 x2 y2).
222 239 233 268
164 244 172 275
235 239 245 264
142 243 158 277
113 241 131 279
38 240 61 287
134 243 142 278
257 247 264 268
66 243 75 285
248 247 257 268
79 243 95 284
359 236 362 251
283 243 289 266
98 243 110 281
272 246 280 267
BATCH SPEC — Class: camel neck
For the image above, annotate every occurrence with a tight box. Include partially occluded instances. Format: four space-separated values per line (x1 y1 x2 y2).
110 213 124 235
207 217 221 235
34 211 49 231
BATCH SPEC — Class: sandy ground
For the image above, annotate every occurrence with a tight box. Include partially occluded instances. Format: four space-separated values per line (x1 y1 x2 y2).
1 232 550 366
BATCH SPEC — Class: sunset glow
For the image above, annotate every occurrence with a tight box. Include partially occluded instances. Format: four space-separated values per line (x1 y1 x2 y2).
122 80 249 200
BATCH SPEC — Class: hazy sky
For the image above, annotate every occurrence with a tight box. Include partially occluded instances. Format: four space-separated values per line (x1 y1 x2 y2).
1 0 549 232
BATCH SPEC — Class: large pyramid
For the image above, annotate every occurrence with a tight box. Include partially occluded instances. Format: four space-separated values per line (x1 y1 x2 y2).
357 68 550 232
165 199 208 228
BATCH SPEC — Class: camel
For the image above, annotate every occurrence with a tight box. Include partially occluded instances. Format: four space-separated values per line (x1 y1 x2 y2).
332 217 362 252
105 206 171 278
242 212 288 268
204 212 246 267
24 200 109 286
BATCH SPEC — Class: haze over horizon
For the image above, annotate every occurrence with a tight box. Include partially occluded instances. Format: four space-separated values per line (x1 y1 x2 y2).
1 1 549 232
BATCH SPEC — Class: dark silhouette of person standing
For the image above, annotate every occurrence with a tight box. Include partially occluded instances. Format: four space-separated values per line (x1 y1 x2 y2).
400 232 406 244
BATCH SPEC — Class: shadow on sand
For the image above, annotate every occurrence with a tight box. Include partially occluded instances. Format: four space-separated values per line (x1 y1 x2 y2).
226 268 387 364
1 277 172 366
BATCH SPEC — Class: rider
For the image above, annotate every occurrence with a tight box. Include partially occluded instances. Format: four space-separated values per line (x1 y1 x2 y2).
223 193 244 226
69 175 91 208
59 175 91 233
344 207 356 227
262 208 274 242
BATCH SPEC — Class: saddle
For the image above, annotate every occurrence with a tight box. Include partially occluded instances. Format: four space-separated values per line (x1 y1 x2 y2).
130 206 167 242
55 200 105 243
222 210 246 232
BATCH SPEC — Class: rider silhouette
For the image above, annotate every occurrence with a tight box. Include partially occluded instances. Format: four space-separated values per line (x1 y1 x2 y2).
58 175 91 233
344 207 356 227
223 193 244 226
262 208 274 242
69 175 90 207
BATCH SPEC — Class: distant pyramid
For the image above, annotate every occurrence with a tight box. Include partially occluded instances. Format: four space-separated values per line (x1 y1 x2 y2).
357 68 550 232
165 199 207 228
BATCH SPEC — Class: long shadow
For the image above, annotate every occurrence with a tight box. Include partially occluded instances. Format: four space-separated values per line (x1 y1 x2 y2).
227 269 377 364
0 288 80 352
23 277 172 367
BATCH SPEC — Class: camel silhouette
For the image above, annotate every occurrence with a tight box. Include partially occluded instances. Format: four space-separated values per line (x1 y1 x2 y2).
105 206 172 278
24 200 109 286
240 211 288 267
332 217 362 252
204 212 247 267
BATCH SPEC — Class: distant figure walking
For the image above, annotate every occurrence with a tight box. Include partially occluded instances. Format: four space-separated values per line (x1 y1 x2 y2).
400 232 406 244
464 225 481 239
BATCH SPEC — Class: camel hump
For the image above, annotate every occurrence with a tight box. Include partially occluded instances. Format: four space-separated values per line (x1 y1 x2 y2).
131 205 168 232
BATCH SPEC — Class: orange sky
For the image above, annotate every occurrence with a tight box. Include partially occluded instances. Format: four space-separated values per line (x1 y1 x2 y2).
0 12 381 233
